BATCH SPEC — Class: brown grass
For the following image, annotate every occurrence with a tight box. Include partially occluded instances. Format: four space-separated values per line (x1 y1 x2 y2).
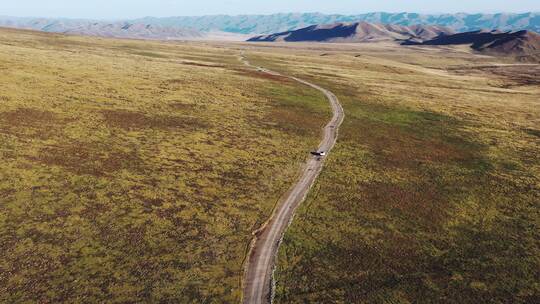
100 109 207 131
29 142 143 176
0 108 57 124
233 68 292 83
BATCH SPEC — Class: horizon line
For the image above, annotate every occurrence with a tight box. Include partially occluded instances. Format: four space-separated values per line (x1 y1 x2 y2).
1 11 539 22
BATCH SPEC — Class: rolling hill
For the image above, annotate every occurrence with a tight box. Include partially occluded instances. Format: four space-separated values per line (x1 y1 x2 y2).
247 22 454 42
404 30 540 61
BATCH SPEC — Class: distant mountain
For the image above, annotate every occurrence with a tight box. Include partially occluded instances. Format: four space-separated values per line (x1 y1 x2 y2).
134 12 540 34
404 30 540 62
63 22 203 40
248 22 454 42
0 17 204 40
1 12 539 40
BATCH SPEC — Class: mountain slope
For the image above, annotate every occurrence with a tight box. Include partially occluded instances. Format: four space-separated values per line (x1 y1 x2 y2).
404 30 540 61
248 22 454 43
481 30 540 55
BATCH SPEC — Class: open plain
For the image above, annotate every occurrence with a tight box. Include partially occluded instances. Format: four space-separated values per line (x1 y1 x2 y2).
0 27 331 303
241 42 540 303
0 27 539 304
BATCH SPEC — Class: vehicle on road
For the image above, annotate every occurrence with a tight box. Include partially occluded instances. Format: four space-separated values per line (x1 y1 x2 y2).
242 54 343 304
311 151 326 156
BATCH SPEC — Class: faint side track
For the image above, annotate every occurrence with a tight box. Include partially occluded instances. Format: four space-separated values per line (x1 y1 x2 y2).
239 52 344 304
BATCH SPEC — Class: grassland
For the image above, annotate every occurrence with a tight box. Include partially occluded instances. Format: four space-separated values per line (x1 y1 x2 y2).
1 28 539 303
244 43 540 303
0 28 331 303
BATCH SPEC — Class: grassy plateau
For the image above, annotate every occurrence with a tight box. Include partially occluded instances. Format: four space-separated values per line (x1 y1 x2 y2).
244 43 540 303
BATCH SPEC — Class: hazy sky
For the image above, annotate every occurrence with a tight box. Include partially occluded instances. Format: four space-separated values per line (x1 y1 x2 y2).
2 0 539 19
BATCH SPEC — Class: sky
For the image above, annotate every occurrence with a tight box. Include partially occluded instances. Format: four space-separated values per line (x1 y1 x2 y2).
2 0 540 19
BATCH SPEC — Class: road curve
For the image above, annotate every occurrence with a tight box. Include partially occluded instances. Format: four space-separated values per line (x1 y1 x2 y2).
239 53 344 304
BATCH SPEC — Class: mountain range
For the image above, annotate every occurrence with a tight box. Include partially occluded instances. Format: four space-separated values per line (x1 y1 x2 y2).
0 17 204 40
134 12 540 34
248 19 540 61
1 12 539 40
248 22 454 42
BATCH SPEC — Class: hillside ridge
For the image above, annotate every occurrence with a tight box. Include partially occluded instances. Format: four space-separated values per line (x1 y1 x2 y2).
247 21 454 42
403 29 540 62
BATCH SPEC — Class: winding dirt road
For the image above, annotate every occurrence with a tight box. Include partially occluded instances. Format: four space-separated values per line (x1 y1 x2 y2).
239 53 344 304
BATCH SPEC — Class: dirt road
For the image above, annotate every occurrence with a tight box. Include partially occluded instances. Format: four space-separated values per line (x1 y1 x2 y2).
239 53 344 304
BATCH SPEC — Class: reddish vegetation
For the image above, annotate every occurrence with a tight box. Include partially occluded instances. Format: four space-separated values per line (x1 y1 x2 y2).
0 108 57 126
234 68 292 83
448 64 540 86
347 116 474 166
29 143 143 176
262 108 321 136
342 111 481 228
0 108 64 139
180 61 225 68
361 181 447 226
100 109 206 131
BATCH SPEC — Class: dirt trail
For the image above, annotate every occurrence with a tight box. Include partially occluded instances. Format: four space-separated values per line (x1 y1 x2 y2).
239 53 344 304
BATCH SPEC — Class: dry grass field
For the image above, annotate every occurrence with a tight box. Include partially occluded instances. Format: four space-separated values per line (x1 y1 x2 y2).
242 43 540 303
1 27 539 304
0 28 331 303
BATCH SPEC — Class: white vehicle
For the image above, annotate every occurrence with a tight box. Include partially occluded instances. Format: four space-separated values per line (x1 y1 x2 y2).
311 151 327 157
